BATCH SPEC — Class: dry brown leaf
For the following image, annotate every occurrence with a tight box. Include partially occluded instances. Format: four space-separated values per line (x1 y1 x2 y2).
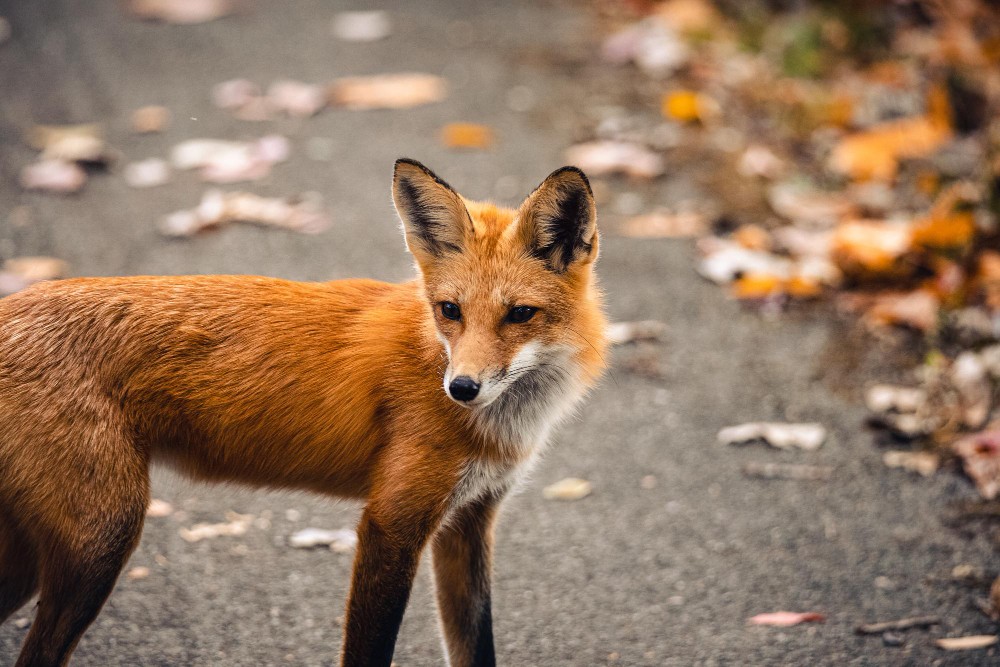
331 11 391 42
733 225 772 251
866 290 940 332
606 320 668 345
131 105 171 134
718 422 827 450
654 0 720 35
768 182 855 227
542 477 592 500
160 190 331 237
179 512 253 542
830 219 913 278
935 635 998 650
565 141 665 179
127 0 236 24
27 124 108 163
621 211 706 238
3 257 67 281
19 160 86 194
828 116 951 182
123 159 170 188
911 211 975 249
953 428 1000 499
329 73 447 110
440 123 494 150
882 450 939 477
749 612 826 627
266 80 326 118
146 499 174 518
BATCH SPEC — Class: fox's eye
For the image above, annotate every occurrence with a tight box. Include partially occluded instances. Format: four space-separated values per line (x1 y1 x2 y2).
440 302 461 321
506 306 537 324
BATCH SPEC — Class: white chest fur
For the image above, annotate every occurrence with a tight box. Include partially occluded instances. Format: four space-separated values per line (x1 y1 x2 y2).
454 345 587 506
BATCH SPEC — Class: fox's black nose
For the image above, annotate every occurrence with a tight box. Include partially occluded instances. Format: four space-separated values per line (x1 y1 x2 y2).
449 376 480 402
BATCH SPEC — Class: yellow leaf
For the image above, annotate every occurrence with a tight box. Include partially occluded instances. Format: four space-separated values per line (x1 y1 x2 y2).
662 90 702 123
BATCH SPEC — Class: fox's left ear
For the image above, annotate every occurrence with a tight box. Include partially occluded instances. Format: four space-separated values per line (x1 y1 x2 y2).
517 166 598 273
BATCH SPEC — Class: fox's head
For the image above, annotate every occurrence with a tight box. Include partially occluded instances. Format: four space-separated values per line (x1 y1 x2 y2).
392 159 607 437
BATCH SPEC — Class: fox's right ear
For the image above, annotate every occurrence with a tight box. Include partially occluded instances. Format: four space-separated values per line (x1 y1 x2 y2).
392 159 474 264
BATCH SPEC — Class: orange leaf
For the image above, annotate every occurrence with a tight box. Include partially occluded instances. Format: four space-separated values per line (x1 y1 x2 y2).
911 211 975 249
440 123 494 150
662 90 702 123
732 273 783 299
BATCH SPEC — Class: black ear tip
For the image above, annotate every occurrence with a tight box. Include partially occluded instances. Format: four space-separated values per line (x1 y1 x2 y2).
394 157 428 175
550 165 593 195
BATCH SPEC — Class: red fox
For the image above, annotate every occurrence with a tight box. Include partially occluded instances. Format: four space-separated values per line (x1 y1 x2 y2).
0 159 607 667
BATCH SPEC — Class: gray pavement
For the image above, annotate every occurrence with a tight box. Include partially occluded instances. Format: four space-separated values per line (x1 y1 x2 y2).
0 1 998 665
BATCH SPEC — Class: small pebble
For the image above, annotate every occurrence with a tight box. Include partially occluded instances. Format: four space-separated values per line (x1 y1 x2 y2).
882 631 904 647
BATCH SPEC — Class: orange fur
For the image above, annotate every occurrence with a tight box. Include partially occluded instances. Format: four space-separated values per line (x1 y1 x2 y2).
0 160 606 667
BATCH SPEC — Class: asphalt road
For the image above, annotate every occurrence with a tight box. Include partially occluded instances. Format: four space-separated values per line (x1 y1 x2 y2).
0 1 997 665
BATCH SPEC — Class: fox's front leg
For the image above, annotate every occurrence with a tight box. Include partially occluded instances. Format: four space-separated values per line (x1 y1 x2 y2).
432 492 504 667
341 476 452 667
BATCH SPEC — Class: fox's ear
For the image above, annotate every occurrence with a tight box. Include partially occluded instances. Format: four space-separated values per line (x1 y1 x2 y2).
392 158 473 262
517 166 598 273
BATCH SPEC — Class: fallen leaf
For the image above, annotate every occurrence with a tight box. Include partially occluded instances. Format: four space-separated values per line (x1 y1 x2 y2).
768 182 855 227
655 0 720 35
565 141 665 179
865 385 927 414
601 19 689 77
749 612 826 627
170 135 288 183
331 10 391 42
266 80 326 118
830 219 913 278
695 238 792 284
855 616 940 634
123 158 170 188
146 499 174 517
179 512 253 542
19 160 86 194
935 635 998 650
131 105 171 134
440 123 494 150
911 211 976 250
953 428 1000 499
27 124 110 164
212 78 262 111
127 0 236 24
621 211 707 238
732 225 771 251
661 90 706 123
606 320 668 345
738 145 786 179
718 422 827 451
742 462 834 480
828 116 951 182
127 566 150 580
952 351 992 429
0 257 69 295
866 290 940 332
288 528 358 552
882 451 939 477
542 477 592 500
329 73 447 110
160 190 331 236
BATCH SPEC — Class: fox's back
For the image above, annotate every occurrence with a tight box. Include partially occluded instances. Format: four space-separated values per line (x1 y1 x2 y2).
0 275 443 495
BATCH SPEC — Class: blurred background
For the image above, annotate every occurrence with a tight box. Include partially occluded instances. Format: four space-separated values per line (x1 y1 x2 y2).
1 0 999 664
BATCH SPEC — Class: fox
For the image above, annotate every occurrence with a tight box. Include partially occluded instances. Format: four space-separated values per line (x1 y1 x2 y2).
0 158 607 666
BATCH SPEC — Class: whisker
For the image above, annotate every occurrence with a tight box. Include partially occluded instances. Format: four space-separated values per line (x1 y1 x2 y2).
565 326 619 389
